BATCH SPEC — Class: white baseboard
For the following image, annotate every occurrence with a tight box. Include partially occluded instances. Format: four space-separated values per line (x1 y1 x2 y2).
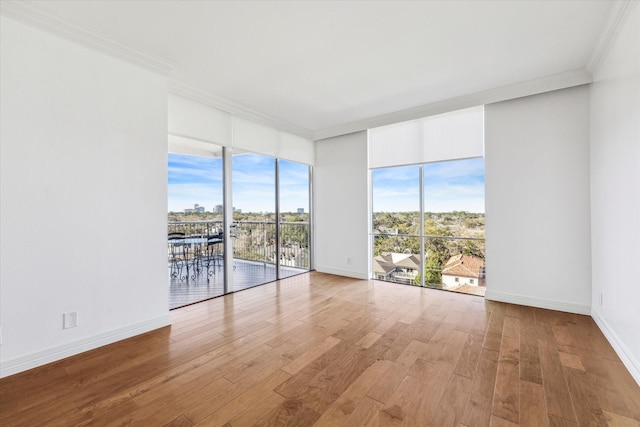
0 314 171 379
314 266 369 280
484 290 591 315
591 309 640 387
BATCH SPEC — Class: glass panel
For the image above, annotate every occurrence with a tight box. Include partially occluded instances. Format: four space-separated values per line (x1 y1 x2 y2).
232 152 276 290
372 165 421 285
278 160 310 278
423 158 486 295
167 150 224 309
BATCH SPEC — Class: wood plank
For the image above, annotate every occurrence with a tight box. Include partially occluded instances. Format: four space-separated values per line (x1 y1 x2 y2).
558 352 585 371
282 335 342 375
520 379 549 427
538 339 578 422
490 415 519 427
367 340 429 404
548 414 579 427
340 396 384 427
454 333 484 379
312 359 393 426
379 359 436 425
355 331 382 349
602 410 640 427
293 322 407 416
563 366 609 427
461 348 500 427
190 369 290 425
492 336 520 424
430 373 473 426
519 306 542 384
162 414 194 427
202 391 286 426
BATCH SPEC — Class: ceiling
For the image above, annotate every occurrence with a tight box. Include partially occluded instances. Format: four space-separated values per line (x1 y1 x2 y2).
4 1 616 139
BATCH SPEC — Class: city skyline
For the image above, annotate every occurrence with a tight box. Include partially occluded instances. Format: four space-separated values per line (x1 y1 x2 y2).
168 152 310 213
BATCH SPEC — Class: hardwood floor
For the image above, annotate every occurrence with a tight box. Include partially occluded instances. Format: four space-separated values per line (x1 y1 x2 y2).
1 272 639 426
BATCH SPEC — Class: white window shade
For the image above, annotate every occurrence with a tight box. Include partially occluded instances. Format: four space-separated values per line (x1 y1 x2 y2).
168 134 223 158
368 106 484 168
421 107 484 163
280 132 315 166
368 120 422 169
168 94 232 146
168 93 315 165
232 116 279 155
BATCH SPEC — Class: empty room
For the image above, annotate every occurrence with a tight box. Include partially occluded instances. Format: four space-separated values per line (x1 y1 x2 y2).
1 1 639 426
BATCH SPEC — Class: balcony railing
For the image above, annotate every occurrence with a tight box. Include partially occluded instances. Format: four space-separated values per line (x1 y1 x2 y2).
168 220 310 270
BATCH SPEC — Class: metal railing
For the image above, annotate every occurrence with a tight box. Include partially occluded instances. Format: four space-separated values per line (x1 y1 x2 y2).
168 220 310 270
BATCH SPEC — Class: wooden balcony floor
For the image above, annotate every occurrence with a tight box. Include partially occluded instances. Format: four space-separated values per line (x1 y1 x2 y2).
2 272 639 426
169 259 308 309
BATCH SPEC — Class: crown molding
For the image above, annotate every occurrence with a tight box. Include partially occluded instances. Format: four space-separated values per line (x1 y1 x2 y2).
586 0 638 75
0 0 175 75
313 68 592 141
168 80 314 141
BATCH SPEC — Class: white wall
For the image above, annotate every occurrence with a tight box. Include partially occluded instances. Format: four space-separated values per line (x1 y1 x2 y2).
484 85 592 315
0 17 170 377
314 132 369 279
589 4 640 384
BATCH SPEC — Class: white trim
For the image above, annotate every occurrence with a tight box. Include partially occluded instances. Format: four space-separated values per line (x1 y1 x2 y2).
0 314 171 379
314 69 592 141
484 290 591 316
0 0 175 75
314 266 369 280
169 81 314 141
591 309 640 387
586 0 638 75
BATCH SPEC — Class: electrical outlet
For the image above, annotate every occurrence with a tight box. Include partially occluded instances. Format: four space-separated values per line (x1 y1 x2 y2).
63 312 78 329
346 257 352 265
600 293 603 306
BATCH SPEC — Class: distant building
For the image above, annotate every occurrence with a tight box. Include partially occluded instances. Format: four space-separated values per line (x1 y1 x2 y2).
441 254 486 288
184 203 205 213
373 252 421 285
214 204 223 213
297 208 305 214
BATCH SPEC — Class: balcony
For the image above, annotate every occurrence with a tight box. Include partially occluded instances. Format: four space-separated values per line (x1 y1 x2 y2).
168 220 309 309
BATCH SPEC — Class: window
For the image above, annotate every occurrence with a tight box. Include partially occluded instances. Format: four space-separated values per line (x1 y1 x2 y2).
369 107 486 296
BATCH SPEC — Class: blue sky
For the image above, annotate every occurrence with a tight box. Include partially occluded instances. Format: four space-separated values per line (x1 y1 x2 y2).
372 157 485 213
169 154 484 213
168 153 309 213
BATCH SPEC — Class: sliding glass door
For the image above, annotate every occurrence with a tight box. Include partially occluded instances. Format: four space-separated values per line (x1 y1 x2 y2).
232 152 277 290
278 159 311 278
168 143 312 309
167 146 225 309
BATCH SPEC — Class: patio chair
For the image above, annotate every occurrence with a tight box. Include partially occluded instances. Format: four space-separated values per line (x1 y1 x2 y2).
168 232 186 280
